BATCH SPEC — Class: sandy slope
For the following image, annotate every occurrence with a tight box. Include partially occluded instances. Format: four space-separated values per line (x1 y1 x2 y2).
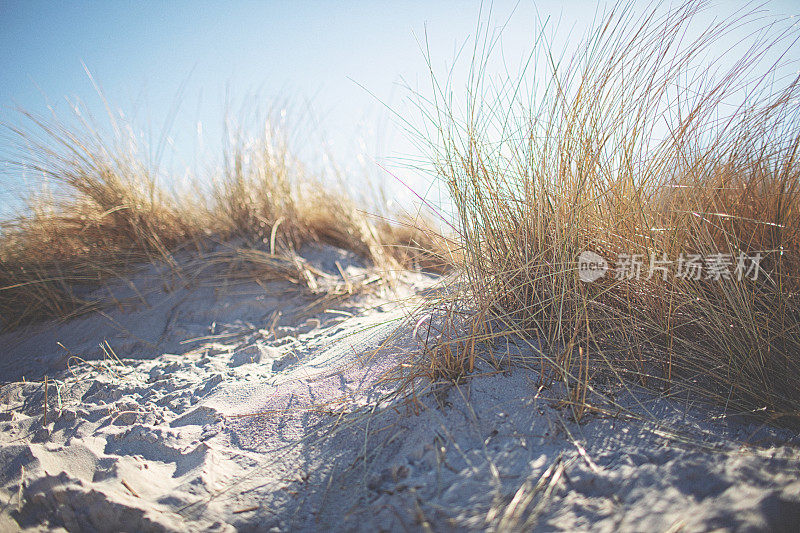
1 244 799 532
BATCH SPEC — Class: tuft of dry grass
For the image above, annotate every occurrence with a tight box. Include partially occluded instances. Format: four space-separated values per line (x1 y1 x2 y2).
0 108 204 328
410 1 800 425
0 107 452 331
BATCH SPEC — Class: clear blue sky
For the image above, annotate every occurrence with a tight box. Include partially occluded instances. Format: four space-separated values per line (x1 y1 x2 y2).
1 1 798 215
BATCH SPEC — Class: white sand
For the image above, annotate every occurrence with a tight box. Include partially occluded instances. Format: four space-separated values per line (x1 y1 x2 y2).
1 243 799 532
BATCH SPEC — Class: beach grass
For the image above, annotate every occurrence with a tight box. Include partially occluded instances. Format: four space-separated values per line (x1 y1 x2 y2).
407 0 800 425
0 107 451 331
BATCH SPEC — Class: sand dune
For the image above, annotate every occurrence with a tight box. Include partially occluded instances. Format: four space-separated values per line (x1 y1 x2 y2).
1 244 799 531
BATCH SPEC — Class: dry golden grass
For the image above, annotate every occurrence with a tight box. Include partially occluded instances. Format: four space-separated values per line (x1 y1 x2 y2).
0 108 203 328
0 108 452 331
409 1 800 425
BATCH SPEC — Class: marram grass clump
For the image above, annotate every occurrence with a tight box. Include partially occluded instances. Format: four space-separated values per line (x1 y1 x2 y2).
412 0 800 425
0 109 452 330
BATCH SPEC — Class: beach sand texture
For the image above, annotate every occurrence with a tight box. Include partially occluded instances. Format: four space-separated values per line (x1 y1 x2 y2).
1 243 798 532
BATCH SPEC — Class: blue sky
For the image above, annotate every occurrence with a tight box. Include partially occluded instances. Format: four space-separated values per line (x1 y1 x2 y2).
0 0 547 210
1 1 799 214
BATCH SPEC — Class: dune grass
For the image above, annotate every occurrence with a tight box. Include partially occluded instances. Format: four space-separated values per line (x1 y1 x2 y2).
407 0 800 425
0 106 451 331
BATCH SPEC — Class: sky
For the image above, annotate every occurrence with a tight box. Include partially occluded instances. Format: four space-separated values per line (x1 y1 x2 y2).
1 0 799 215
